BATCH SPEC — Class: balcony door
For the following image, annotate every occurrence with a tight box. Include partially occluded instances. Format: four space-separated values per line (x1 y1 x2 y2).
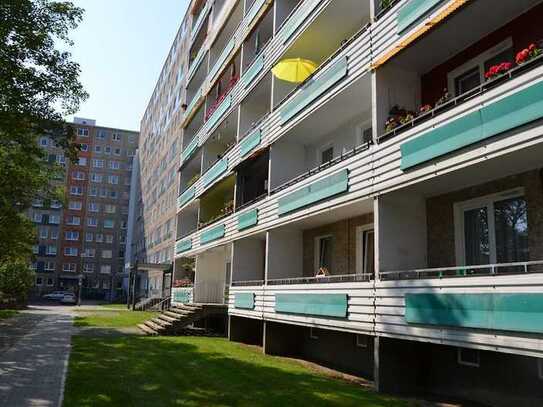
356 224 374 276
455 189 529 266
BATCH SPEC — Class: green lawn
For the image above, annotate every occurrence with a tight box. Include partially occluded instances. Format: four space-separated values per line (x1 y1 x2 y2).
0 309 18 320
64 335 411 407
98 303 130 310
74 310 158 328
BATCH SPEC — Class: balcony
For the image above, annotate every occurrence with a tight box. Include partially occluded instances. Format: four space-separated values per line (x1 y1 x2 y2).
238 72 271 139
375 0 543 146
198 175 235 230
235 148 269 210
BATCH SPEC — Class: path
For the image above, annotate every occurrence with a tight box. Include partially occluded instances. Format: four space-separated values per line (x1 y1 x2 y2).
0 305 74 407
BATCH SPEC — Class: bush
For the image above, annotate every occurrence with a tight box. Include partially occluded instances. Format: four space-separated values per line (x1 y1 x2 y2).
0 261 35 304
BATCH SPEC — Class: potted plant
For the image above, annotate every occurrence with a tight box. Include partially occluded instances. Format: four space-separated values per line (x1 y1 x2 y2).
484 62 513 80
516 43 542 65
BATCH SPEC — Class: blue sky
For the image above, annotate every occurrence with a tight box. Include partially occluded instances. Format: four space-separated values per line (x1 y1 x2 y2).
66 0 189 131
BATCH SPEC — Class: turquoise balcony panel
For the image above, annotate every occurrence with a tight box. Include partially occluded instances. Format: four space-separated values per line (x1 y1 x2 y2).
178 186 196 209
278 169 349 215
405 293 543 334
202 157 228 187
235 292 255 310
246 0 267 24
279 56 348 124
187 48 206 82
191 3 210 39
206 95 232 132
208 37 236 83
200 223 225 244
172 287 193 304
239 128 261 157
175 238 192 254
181 135 199 164
241 54 264 89
275 293 348 318
185 88 202 119
237 209 258 230
397 0 444 33
281 0 314 44
400 80 543 170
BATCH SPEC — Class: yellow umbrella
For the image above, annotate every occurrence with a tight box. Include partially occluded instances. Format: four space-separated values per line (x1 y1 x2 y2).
272 58 318 83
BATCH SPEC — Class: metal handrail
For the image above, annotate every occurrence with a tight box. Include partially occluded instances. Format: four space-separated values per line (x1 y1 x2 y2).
267 273 373 285
380 260 543 280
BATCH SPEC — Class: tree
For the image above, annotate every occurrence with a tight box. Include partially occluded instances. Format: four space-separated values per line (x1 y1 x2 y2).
0 261 35 304
0 0 88 262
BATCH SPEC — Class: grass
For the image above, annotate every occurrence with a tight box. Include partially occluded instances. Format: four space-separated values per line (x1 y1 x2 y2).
64 335 411 407
98 303 131 310
74 309 158 328
0 309 18 320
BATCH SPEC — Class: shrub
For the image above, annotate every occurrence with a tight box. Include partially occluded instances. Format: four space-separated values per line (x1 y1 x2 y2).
0 261 35 304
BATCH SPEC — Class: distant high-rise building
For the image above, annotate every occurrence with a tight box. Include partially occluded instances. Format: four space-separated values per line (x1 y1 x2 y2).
30 118 139 300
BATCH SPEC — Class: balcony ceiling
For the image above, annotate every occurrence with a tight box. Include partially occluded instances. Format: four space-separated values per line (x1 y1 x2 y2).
392 0 543 74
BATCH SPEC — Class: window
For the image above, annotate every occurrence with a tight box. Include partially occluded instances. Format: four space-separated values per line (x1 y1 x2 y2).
80 143 88 152
33 213 43 223
50 200 62 209
104 204 116 214
65 231 79 241
108 175 119 185
45 262 55 272
39 227 49 239
57 155 66 165
104 219 114 229
46 277 54 286
49 214 60 224
109 161 121 170
50 229 59 240
94 145 102 153
39 137 49 146
91 173 103 183
357 226 375 275
82 248 96 258
72 171 85 180
100 265 111 274
93 159 105 168
356 334 369 348
105 234 114 244
63 263 77 273
457 348 480 367
46 246 57 255
114 148 121 156
32 245 39 254
100 188 108 198
96 234 104 243
31 262 38 271
64 247 78 256
66 216 80 226
69 201 82 210
448 38 513 96
320 145 334 164
36 277 43 286
70 186 83 195
112 132 121 141
83 263 95 273
121 220 127 229
78 157 87 166
87 218 98 227
85 232 93 242
455 189 529 266
109 190 118 199
102 250 112 259
315 236 333 274
77 128 89 137
104 146 111 155
88 202 100 212
102 280 110 289
89 187 98 196
97 130 107 140
32 199 44 207
309 327 319 340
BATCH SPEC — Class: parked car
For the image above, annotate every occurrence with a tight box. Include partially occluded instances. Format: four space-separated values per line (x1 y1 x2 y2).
42 291 70 301
60 293 77 305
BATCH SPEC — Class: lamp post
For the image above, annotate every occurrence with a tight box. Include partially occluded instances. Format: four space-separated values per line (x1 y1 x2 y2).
77 273 83 306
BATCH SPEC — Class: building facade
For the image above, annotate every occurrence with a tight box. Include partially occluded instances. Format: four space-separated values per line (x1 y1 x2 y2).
30 118 139 300
141 0 543 405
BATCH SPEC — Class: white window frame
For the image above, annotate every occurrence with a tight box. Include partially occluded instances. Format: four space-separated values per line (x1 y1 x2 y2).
355 224 375 275
355 119 373 146
314 234 333 274
356 334 368 348
317 142 334 165
447 37 513 96
453 188 525 265
309 327 318 340
457 348 480 368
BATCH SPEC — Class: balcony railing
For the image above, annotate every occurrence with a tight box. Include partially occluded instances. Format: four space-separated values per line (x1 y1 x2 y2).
205 75 239 121
378 52 543 143
231 279 264 287
267 273 373 285
380 260 543 281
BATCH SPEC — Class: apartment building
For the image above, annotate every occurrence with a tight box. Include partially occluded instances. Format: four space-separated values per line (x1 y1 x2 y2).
140 0 543 404
30 118 139 300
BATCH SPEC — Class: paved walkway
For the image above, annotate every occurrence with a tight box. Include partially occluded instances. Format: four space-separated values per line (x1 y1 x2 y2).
0 306 74 407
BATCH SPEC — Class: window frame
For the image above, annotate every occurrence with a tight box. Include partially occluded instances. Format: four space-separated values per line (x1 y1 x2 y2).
314 234 334 274
457 348 480 368
454 188 526 265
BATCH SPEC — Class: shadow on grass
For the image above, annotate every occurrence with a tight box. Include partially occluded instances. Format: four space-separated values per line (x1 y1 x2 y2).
64 336 410 407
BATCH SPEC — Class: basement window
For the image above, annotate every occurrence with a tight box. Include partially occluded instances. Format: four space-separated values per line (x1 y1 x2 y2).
356 334 368 348
309 327 318 340
457 348 480 367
